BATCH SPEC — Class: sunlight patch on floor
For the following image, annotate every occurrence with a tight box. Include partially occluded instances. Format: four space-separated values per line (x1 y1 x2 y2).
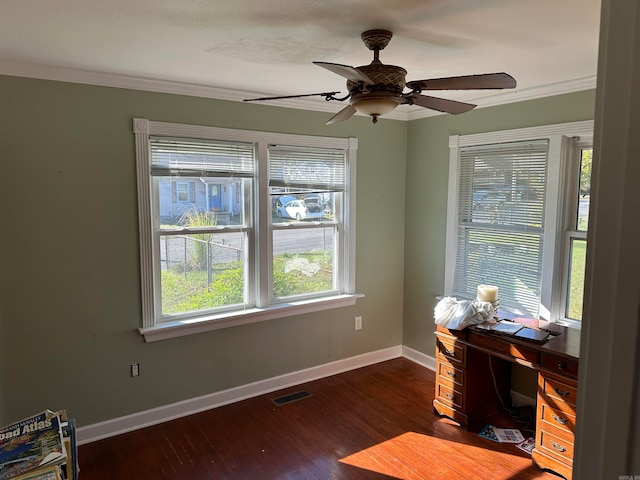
339 431 531 480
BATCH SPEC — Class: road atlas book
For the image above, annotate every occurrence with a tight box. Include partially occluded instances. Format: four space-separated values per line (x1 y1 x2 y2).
0 410 66 480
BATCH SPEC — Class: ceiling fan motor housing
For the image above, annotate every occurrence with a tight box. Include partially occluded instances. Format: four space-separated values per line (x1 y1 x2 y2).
346 64 407 95
346 64 407 122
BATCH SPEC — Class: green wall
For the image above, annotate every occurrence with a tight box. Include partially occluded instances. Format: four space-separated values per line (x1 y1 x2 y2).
0 75 407 426
402 90 596 397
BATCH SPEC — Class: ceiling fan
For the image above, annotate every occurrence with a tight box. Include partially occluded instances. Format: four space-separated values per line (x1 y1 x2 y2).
244 29 516 125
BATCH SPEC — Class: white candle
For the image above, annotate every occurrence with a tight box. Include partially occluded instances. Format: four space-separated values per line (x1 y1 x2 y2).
477 284 499 302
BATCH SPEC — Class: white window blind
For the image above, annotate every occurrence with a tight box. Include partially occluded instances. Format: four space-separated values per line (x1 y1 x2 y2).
452 139 549 316
268 145 346 191
150 137 254 177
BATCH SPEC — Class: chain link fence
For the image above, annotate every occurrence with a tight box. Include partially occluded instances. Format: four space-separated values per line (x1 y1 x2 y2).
161 234 243 285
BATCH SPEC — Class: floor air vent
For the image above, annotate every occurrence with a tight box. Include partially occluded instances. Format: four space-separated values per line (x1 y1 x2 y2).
271 390 312 406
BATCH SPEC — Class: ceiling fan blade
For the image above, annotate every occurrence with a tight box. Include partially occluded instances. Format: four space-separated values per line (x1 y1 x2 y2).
408 93 476 115
326 105 357 125
244 91 341 102
313 62 374 84
406 73 516 91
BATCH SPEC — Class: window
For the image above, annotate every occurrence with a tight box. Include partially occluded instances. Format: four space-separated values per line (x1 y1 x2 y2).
446 121 593 326
269 145 346 302
561 143 592 325
450 139 549 316
150 136 254 317
175 181 191 202
133 119 359 341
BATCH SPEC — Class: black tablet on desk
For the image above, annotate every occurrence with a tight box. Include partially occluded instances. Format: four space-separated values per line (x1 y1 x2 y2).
514 327 550 343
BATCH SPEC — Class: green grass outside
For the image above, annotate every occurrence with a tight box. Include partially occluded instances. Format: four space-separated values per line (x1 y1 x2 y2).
567 239 586 320
161 253 333 315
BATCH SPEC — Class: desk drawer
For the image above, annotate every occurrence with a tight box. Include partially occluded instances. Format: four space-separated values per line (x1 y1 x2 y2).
539 402 576 434
436 383 464 410
436 335 466 365
540 374 578 407
468 330 539 364
541 353 579 378
537 428 574 465
437 360 465 389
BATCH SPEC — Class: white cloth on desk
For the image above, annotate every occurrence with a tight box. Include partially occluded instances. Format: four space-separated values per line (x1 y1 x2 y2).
434 296 495 330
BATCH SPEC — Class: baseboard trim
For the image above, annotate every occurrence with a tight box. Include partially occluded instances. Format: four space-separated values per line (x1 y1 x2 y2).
510 390 537 408
77 345 409 445
402 345 437 371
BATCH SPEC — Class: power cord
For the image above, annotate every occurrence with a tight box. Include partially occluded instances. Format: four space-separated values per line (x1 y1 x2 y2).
487 353 536 436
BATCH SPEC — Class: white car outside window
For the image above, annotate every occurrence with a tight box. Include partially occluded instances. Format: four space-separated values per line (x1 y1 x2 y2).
280 199 325 220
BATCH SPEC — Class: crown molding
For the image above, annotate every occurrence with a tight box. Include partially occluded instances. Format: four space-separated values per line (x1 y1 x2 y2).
0 60 412 121
406 75 597 120
0 60 254 101
1 60 595 122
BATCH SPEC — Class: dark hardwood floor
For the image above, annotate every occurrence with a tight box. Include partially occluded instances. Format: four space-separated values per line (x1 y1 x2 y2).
78 358 560 479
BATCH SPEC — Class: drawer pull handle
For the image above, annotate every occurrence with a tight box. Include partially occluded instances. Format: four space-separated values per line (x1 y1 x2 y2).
557 363 565 370
445 348 455 356
552 414 568 425
554 387 570 397
445 370 456 378
444 392 454 400
550 441 566 453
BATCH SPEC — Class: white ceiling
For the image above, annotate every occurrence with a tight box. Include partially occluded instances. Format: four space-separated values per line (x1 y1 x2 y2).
0 0 601 120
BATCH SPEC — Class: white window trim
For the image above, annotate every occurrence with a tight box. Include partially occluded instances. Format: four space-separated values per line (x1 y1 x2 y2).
446 120 594 324
133 118 362 342
558 140 593 329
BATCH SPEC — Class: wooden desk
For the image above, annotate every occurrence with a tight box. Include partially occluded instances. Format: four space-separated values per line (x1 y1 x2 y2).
434 323 580 480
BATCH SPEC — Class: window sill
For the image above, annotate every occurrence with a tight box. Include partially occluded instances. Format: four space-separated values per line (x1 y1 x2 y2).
555 318 582 330
139 293 365 342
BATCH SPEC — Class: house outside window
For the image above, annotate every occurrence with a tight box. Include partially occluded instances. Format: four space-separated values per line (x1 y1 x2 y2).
446 121 593 327
133 119 360 341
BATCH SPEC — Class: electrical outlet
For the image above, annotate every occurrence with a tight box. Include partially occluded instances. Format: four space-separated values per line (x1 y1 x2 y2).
355 316 362 330
131 363 140 377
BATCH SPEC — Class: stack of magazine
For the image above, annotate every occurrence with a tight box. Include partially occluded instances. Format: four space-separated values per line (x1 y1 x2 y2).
478 424 535 454
0 410 78 480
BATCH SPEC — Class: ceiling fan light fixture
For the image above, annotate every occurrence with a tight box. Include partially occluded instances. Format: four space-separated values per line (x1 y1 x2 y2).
351 93 402 123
